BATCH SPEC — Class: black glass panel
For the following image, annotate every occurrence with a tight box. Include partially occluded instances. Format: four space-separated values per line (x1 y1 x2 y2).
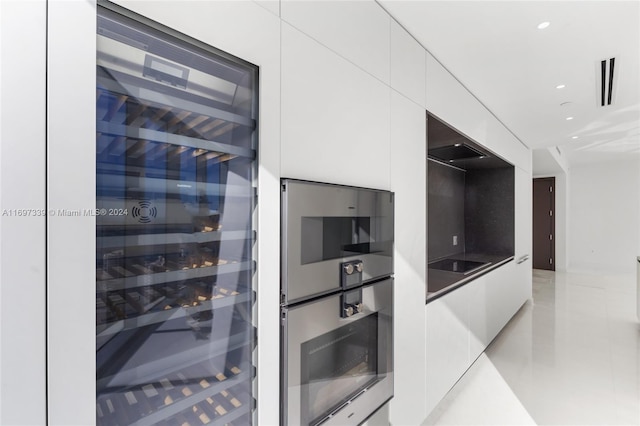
301 217 392 265
300 314 379 425
428 258 490 274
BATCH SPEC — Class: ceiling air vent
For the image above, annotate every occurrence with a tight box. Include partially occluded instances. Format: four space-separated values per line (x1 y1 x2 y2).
598 57 616 107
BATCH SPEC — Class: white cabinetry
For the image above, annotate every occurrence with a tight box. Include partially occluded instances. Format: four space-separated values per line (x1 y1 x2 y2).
281 0 391 84
515 166 533 301
485 262 519 341
390 92 427 425
47 2 96 424
426 284 470 415
390 20 426 107
425 52 530 173
281 23 391 190
0 1 47 424
426 261 528 416
468 275 489 360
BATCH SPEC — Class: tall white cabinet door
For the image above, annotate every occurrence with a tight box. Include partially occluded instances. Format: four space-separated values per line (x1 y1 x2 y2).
1 1 47 424
281 23 391 190
425 286 470 415
515 166 533 302
47 1 97 424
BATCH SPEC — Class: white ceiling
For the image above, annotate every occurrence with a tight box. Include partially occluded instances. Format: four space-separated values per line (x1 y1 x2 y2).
379 0 640 168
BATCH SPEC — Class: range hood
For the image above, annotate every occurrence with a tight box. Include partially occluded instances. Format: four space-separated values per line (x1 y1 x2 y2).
428 143 486 162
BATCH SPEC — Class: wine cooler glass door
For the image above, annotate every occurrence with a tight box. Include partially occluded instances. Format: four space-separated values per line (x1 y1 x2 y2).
95 4 257 425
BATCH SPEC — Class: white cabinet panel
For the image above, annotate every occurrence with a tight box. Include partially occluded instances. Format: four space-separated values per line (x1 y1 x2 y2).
281 23 391 189
486 120 531 173
515 166 533 301
470 263 523 362
253 0 280 17
468 276 489 360
390 21 426 107
426 52 490 152
0 1 47 424
281 0 390 84
426 261 528 417
47 1 97 424
113 0 280 68
426 287 470 415
425 52 531 172
484 262 519 343
390 92 427 425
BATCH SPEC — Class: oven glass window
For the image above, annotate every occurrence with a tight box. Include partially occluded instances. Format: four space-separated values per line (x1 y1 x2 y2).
300 217 392 265
300 313 380 425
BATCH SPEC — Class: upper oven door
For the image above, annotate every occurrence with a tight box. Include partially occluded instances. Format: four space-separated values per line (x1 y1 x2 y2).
281 179 394 304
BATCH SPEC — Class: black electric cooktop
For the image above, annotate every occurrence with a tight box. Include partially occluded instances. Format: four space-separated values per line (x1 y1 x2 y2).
428 258 491 275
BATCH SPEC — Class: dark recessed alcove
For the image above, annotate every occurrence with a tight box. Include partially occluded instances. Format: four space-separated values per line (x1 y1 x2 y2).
427 113 514 297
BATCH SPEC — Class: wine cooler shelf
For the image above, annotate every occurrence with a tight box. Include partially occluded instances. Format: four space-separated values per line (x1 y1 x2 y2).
99 230 254 250
97 260 254 292
97 285 253 337
96 121 254 161
97 73 255 137
97 361 253 426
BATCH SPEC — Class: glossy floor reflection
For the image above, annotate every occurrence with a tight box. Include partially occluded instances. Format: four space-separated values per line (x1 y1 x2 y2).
424 269 640 425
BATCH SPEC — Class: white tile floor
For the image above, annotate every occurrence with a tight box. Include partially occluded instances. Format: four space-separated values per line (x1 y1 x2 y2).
424 269 640 425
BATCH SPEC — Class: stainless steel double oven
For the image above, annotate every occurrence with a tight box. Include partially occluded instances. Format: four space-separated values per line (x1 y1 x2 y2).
280 179 394 426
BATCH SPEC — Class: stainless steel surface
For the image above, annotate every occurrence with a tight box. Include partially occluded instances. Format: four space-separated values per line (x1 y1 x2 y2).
281 179 393 304
344 263 355 275
356 262 364 273
281 279 394 426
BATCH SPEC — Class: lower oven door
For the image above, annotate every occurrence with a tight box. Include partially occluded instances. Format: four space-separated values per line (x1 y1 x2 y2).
281 279 393 426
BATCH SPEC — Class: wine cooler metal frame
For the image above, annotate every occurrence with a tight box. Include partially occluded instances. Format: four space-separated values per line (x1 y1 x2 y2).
95 2 259 425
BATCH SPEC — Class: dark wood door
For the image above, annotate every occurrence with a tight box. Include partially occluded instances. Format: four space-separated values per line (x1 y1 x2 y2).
533 178 555 270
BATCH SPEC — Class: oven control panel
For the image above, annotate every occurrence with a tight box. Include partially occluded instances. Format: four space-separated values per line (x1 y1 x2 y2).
340 288 364 318
341 260 363 289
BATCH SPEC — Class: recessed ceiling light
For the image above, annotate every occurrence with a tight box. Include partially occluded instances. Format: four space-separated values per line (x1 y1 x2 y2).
566 117 574 120
556 84 566 89
454 143 462 147
572 136 579 139
537 21 550 30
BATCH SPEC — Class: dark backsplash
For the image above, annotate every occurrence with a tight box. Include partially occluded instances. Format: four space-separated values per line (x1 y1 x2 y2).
428 161 515 261
428 160 465 261
464 167 514 256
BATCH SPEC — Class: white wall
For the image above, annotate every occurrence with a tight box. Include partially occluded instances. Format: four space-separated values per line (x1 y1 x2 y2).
568 158 640 274
0 1 47 424
554 172 569 271
533 147 570 272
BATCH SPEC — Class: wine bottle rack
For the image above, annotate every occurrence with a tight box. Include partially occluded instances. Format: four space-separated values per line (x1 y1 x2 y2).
97 351 254 426
96 4 257 425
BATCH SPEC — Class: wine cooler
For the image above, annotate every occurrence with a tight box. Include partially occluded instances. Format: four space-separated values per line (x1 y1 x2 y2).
95 3 258 425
